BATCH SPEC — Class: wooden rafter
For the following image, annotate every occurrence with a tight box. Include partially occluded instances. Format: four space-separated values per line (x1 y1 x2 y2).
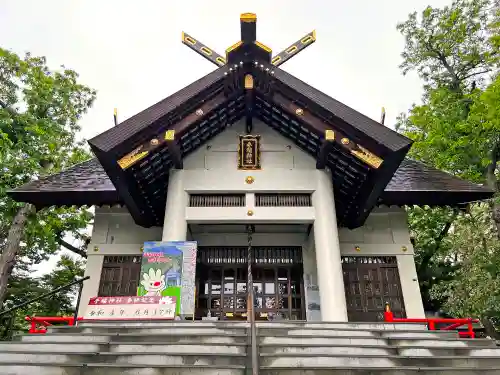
182 32 226 67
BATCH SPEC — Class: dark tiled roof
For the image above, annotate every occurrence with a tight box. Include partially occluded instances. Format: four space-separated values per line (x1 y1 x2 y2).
8 159 120 208
89 67 229 153
380 159 493 206
270 66 411 153
8 158 494 209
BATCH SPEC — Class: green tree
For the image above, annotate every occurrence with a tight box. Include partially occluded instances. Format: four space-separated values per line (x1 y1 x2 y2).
1 255 85 339
397 0 500 317
0 48 95 310
397 0 499 92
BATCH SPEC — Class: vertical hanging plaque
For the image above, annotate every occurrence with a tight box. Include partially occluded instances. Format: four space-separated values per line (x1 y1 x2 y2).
237 135 261 170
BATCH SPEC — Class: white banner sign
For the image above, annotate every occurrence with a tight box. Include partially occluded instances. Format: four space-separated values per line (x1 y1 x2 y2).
84 296 176 320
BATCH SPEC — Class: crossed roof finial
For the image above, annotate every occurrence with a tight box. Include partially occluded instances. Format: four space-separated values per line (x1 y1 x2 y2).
181 13 316 68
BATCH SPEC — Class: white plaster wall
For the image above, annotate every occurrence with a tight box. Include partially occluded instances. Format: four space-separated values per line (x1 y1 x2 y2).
183 119 316 170
78 206 162 316
302 206 425 320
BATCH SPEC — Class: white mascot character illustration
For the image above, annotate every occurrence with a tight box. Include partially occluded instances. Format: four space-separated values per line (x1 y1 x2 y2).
141 268 166 296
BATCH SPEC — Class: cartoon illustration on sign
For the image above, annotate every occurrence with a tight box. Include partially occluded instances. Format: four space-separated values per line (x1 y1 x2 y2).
138 241 197 316
140 268 166 296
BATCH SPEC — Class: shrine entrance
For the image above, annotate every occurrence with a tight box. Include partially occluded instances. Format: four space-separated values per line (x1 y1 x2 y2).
342 256 406 322
195 246 305 320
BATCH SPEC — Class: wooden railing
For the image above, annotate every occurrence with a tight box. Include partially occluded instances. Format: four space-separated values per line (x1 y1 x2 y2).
25 316 83 334
384 303 479 338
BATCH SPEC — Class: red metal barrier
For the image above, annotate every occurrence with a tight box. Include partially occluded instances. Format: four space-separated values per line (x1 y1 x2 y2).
384 306 478 338
25 316 83 334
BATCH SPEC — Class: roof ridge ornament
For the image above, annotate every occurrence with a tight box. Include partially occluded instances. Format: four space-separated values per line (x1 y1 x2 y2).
181 14 316 67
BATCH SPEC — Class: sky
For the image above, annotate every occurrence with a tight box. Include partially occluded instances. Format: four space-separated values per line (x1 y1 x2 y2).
0 0 452 274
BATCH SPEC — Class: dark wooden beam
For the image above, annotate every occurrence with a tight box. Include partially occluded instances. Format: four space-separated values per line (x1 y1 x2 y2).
165 130 183 169
244 74 254 133
270 92 384 170
116 92 227 171
316 138 333 169
271 31 316 67
181 32 226 67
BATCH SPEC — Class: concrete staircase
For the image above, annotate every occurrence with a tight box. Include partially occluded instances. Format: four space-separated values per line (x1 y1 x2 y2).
0 320 499 374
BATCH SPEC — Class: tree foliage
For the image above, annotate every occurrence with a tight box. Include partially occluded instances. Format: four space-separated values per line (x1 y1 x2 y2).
0 47 95 315
397 0 499 91
397 0 500 319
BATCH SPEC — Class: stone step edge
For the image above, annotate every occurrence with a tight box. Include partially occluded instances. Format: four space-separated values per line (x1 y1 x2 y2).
71 326 448 334
260 366 500 371
260 353 500 359
0 351 247 357
17 332 490 342
1 341 249 346
259 343 497 349
261 334 487 341
3 351 498 360
0 363 247 369
18 332 248 337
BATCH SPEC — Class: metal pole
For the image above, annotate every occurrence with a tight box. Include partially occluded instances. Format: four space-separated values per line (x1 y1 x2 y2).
0 276 90 318
73 281 85 326
246 224 258 375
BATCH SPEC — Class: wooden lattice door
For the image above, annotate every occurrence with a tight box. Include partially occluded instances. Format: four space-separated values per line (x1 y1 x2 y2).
342 256 405 322
98 255 142 297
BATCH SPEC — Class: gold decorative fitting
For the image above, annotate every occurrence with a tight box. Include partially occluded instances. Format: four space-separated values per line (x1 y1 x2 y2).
255 41 272 53
240 12 257 22
341 138 350 145
140 246 144 252
117 146 148 170
201 47 212 56
226 41 242 54
93 246 99 252
295 108 304 116
402 246 408 252
195 109 204 116
247 210 254 216
244 74 254 89
325 130 335 141
216 56 226 66
245 176 255 184
286 45 298 54
150 138 159 146
165 130 175 141
272 56 281 65
350 145 383 169
355 246 361 252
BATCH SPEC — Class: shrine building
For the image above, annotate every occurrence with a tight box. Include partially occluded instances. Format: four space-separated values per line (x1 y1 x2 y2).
8 14 494 322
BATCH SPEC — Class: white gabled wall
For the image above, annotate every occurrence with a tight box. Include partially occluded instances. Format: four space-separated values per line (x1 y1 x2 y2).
183 119 316 170
78 206 162 316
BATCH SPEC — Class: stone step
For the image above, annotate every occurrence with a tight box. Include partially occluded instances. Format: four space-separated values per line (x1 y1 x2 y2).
258 334 494 347
78 319 249 328
388 337 496 347
19 333 248 344
0 352 246 366
260 343 500 357
48 326 247 335
260 335 388 346
259 353 500 368
257 327 458 338
381 331 459 339
259 367 500 375
255 322 428 331
0 342 247 354
259 345 391 356
0 364 246 375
